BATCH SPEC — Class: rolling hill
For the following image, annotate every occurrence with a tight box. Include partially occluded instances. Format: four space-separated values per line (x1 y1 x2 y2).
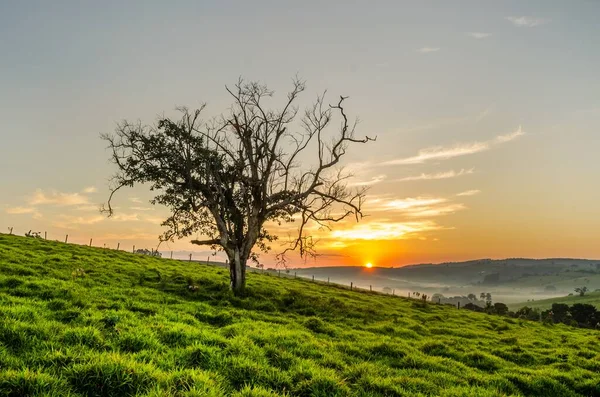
293 258 600 304
0 233 599 396
508 292 600 311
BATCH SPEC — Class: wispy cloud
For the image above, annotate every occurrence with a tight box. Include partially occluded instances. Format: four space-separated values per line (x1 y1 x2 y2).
403 203 466 218
53 214 104 229
384 126 524 165
28 189 90 206
385 142 489 165
456 189 481 197
6 206 38 215
467 32 491 39
5 206 42 219
493 126 525 143
76 205 100 212
506 16 550 27
130 206 154 211
82 186 97 193
350 174 386 187
129 197 143 204
377 197 447 211
111 213 140 222
397 168 474 182
369 196 467 218
330 221 442 241
417 47 440 53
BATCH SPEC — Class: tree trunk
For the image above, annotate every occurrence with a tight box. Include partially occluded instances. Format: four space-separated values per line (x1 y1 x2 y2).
228 247 246 295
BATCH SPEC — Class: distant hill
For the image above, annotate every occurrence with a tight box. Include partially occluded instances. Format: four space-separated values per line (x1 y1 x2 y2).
1 233 600 396
508 291 600 311
293 258 600 303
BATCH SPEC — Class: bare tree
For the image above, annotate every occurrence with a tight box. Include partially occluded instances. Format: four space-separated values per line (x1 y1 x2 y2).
101 78 374 294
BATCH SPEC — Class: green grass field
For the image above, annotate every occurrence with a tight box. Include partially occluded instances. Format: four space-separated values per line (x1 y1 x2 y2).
0 233 599 396
509 292 600 311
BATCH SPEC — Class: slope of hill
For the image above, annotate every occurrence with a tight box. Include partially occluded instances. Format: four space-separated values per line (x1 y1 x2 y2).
0 233 599 396
508 292 600 311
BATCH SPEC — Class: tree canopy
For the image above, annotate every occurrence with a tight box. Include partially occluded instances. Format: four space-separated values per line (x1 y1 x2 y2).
102 78 374 293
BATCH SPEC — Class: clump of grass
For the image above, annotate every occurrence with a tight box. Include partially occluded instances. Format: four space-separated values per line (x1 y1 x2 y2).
67 353 157 397
0 369 66 396
62 327 105 349
304 317 335 336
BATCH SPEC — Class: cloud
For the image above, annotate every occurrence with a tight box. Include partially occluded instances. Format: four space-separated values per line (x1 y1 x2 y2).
467 32 491 39
76 205 100 212
129 197 143 204
28 189 90 206
82 186 97 193
494 126 524 143
456 189 481 197
6 206 38 215
384 126 524 165
369 196 467 218
350 174 386 187
418 47 440 53
111 213 140 222
377 197 447 211
385 142 489 165
130 206 154 211
330 221 442 241
53 214 105 229
397 168 474 182
143 215 165 224
506 16 550 27
5 206 43 219
403 203 466 218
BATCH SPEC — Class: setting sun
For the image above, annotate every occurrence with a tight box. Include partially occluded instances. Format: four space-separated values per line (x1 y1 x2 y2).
365 262 373 268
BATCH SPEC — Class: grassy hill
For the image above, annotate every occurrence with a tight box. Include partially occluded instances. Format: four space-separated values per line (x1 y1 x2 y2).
508 292 600 311
0 234 599 397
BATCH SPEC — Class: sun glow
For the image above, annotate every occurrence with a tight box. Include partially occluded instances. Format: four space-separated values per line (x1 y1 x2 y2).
365 262 373 268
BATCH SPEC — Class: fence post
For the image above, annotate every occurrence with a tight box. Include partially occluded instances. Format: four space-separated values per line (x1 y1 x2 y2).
44 231 47 240
278 270 281 277
312 275 314 282
370 285 372 292
207 256 210 265
189 253 192 262
294 272 297 278
116 243 120 251
457 302 460 309
65 234 68 243
89 238 92 247
133 245 136 253
392 289 395 296
350 282 353 290
170 251 173 259
327 277 330 284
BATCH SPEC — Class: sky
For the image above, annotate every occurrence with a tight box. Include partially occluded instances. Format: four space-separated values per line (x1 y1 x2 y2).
1 1 599 267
